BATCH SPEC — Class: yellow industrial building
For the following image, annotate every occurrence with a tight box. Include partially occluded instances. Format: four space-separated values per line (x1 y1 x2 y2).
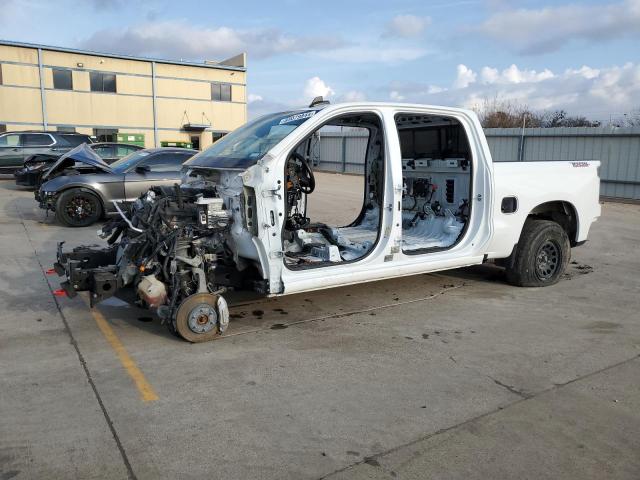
0 40 247 150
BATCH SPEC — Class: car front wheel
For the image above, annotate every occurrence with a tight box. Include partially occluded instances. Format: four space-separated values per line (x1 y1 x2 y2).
55 189 103 227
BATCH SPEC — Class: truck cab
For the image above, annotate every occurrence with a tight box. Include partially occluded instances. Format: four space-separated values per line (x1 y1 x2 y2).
54 101 601 342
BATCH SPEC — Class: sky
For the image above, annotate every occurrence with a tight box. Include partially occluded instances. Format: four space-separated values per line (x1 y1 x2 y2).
1 0 639 121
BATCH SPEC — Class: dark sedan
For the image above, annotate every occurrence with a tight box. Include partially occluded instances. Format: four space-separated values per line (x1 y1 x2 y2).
15 142 143 188
38 144 197 227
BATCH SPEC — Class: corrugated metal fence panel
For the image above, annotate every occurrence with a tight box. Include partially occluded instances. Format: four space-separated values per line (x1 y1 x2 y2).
314 131 368 174
485 127 640 200
317 136 343 173
483 135 520 162
344 135 368 174
315 128 640 200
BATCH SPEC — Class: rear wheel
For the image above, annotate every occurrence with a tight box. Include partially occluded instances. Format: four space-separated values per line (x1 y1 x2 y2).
55 189 103 227
506 219 570 287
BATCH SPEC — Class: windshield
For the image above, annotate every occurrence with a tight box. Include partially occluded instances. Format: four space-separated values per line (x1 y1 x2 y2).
110 150 151 173
185 110 318 169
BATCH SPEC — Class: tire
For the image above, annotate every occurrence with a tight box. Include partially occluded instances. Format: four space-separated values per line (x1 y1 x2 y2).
505 219 570 287
55 188 103 227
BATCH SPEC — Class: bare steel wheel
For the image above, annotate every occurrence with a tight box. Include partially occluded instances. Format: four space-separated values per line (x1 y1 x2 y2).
175 293 229 343
535 240 560 281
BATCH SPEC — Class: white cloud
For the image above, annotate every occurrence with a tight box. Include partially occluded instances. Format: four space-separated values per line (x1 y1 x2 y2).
565 66 600 80
304 77 335 101
455 64 555 90
453 64 477 89
478 0 640 54
80 20 346 60
383 14 431 38
80 19 428 65
341 90 367 102
247 94 263 103
387 62 640 121
480 64 554 84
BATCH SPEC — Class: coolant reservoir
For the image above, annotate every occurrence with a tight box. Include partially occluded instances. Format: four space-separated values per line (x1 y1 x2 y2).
137 275 167 308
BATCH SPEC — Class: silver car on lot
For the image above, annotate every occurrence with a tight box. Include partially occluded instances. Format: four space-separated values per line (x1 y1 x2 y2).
38 144 197 226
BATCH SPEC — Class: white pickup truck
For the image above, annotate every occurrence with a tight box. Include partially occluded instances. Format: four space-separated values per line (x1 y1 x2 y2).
54 99 601 342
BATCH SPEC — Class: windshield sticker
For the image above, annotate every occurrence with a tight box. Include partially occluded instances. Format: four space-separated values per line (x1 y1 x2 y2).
279 111 316 125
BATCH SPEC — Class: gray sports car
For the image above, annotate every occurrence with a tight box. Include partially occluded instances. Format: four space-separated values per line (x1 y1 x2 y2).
37 144 197 227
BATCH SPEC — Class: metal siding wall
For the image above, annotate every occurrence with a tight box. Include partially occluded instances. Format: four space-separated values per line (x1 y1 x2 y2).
344 135 368 174
314 128 640 200
484 127 640 200
318 136 343 173
315 132 368 174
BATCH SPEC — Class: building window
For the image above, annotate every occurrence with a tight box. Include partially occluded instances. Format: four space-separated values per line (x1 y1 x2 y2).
211 83 232 102
0 124 6 133
212 131 227 143
57 126 76 133
52 68 73 90
93 128 118 142
90 72 117 93
0 64 3 85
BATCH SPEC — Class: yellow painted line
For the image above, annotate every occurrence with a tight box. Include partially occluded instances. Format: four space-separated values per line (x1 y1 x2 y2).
87 299 159 402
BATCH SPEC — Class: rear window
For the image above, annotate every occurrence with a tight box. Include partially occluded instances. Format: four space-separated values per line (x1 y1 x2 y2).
111 150 151 173
93 145 115 158
61 135 91 147
22 134 54 146
116 145 140 156
140 152 193 172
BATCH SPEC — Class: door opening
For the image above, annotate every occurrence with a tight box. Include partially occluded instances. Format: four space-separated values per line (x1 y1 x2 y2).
395 113 473 254
93 128 118 143
190 135 201 150
282 112 385 269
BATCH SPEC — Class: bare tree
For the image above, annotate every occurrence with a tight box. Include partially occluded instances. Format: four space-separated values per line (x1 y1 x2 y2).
619 109 640 127
472 97 543 128
544 110 600 127
472 97 600 128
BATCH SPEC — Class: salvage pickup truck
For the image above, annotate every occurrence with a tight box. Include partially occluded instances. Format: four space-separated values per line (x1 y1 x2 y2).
53 100 601 342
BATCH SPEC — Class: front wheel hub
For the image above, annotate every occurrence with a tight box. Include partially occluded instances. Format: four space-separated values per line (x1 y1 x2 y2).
187 303 218 334
174 293 230 342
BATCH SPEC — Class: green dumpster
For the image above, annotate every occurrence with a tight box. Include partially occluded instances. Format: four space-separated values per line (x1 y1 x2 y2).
116 133 145 147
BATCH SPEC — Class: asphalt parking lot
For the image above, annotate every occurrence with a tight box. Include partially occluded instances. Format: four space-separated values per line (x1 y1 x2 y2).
1 173 640 480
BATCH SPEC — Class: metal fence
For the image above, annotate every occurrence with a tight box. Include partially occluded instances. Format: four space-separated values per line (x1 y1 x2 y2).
310 131 370 175
485 127 640 201
313 127 640 201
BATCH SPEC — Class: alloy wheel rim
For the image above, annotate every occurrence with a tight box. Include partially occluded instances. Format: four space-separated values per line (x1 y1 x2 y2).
66 196 95 220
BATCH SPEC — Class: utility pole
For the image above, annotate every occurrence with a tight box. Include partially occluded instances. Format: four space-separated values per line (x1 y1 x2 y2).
519 113 527 162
